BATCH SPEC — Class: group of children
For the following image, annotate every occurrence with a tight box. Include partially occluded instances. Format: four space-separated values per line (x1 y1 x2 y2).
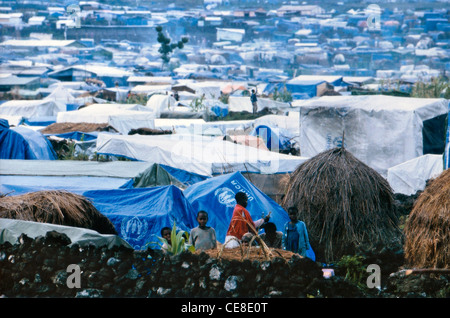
160 192 312 258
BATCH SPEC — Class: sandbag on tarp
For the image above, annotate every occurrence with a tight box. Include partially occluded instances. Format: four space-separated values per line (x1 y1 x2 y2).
183 171 290 244
82 186 197 250
0 119 57 160
0 218 131 249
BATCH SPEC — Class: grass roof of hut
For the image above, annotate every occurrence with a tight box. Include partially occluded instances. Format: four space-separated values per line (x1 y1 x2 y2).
41 122 118 135
0 190 117 235
282 147 402 263
404 168 450 269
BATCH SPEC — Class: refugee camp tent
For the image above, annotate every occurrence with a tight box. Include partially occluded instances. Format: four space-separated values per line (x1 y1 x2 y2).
250 125 293 153
387 154 444 195
183 171 290 243
0 159 194 195
0 218 131 249
294 95 448 176
56 103 156 134
0 119 57 160
95 133 309 177
83 186 197 250
0 99 65 119
145 94 177 117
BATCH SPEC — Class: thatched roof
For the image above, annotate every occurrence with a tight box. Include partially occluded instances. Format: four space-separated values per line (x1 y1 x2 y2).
282 147 402 262
41 122 118 135
404 169 450 269
0 190 117 235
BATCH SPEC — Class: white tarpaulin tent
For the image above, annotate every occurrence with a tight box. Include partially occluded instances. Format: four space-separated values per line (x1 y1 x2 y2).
95 133 308 177
145 94 177 117
0 99 65 118
387 154 444 195
56 103 156 134
294 95 448 176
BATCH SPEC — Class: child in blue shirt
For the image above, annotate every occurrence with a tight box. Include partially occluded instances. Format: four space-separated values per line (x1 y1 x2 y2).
282 206 311 257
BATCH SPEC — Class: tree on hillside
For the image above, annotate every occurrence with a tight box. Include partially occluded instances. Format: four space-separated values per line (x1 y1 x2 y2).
156 25 188 65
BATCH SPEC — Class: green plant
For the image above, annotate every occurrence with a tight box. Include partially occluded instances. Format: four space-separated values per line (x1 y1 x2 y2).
189 95 205 112
411 77 450 99
337 255 366 287
272 86 293 102
155 223 195 256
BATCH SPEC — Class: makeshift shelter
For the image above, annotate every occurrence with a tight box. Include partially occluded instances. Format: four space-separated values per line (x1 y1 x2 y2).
0 119 57 160
0 99 65 119
282 147 401 263
387 154 444 195
82 186 197 250
0 190 118 235
183 171 290 243
145 94 177 118
250 125 293 153
0 218 131 249
294 95 448 176
95 133 309 177
404 169 450 269
131 163 187 189
56 103 156 134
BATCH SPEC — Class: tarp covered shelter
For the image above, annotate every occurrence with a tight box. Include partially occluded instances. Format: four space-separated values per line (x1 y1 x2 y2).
0 99 65 119
95 133 309 177
183 171 290 243
0 218 131 249
0 119 57 160
83 186 197 250
0 159 196 195
294 95 448 176
387 154 444 195
56 103 156 134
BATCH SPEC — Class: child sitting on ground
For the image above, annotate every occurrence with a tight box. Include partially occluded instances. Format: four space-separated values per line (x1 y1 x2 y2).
189 211 217 251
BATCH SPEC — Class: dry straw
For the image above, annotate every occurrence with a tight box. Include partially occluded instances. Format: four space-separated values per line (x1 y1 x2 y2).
404 168 450 269
0 190 117 235
282 147 402 263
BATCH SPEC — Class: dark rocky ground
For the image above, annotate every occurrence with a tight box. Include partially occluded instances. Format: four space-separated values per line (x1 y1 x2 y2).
0 230 448 299
1 190 448 299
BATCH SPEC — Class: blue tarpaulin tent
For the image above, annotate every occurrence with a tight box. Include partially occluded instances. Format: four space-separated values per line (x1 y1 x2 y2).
249 125 292 153
0 119 57 160
83 186 198 250
183 171 290 244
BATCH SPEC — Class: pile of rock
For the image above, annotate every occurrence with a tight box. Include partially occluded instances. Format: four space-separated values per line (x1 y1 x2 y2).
0 230 366 298
1 230 448 298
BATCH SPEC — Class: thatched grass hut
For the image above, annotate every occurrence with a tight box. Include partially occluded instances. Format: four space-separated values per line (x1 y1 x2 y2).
282 147 402 263
0 190 117 235
404 169 450 269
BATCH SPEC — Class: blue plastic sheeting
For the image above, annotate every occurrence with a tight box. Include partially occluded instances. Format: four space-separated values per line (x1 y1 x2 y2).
0 175 133 196
0 119 57 160
211 105 229 118
159 164 209 186
83 186 198 250
44 131 100 141
183 171 290 243
249 125 292 152
22 116 56 126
